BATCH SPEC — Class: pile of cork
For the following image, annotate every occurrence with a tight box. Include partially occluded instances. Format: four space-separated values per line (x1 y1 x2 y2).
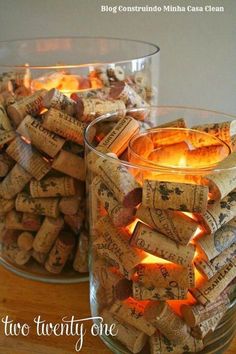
89 115 236 353
0 66 151 276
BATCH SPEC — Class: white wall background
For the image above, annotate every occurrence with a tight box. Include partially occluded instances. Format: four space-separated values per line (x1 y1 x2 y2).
0 0 235 114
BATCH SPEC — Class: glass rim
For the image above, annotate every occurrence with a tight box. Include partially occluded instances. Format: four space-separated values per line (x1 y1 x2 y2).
84 106 236 175
0 36 160 69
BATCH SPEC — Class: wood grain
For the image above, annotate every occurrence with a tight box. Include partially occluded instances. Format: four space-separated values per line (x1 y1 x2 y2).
0 266 235 354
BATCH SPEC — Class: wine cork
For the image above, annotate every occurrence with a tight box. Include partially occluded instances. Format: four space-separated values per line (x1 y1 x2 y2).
156 118 187 128
147 141 189 166
133 282 187 301
136 205 198 245
144 302 189 344
43 88 75 115
6 210 40 231
202 191 236 233
0 163 31 199
33 216 64 253
135 262 194 289
0 105 16 145
45 232 75 274
2 242 32 265
0 91 16 107
101 309 147 354
15 193 60 218
21 213 41 231
184 145 228 168
42 108 87 145
110 299 156 336
95 156 142 207
181 293 229 327
0 198 15 215
6 137 51 181
64 208 85 234
52 150 85 181
142 180 208 213
130 135 154 159
0 78 13 93
59 196 81 215
17 115 65 158
95 216 145 279
32 250 47 264
7 89 47 127
190 260 236 305
192 121 236 145
75 97 126 122
30 176 77 198
150 130 188 148
149 331 203 354
92 176 135 227
73 231 89 273
206 152 236 200
0 153 14 177
97 115 140 156
17 231 34 251
131 222 195 267
191 310 225 339
109 82 149 120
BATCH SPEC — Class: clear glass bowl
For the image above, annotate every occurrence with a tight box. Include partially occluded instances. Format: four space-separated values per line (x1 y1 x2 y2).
85 107 236 353
0 37 160 283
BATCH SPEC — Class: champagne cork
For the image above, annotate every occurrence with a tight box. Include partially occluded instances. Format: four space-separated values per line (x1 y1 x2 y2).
192 121 236 145
15 193 60 218
64 208 85 234
149 331 203 354
190 260 236 305
206 152 236 200
75 97 126 122
42 108 87 145
0 163 31 199
45 232 75 274
92 176 135 227
97 115 140 156
142 180 208 213
110 299 156 336
194 243 236 279
21 213 41 231
181 293 229 327
43 88 75 115
136 205 198 245
191 310 225 339
135 262 194 289
131 222 195 267
0 105 16 145
156 118 187 128
95 156 142 207
0 198 15 215
52 150 85 181
197 220 236 260
132 282 187 301
17 115 65 158
73 231 89 273
32 250 47 264
7 89 47 127
17 231 34 251
95 216 145 279
30 176 77 198
2 242 32 265
101 309 147 354
144 302 189 344
0 153 14 177
6 210 40 231
6 137 51 181
33 216 64 253
59 196 81 215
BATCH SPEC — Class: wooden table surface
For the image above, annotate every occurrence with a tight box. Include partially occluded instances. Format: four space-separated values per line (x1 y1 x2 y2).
0 266 235 354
